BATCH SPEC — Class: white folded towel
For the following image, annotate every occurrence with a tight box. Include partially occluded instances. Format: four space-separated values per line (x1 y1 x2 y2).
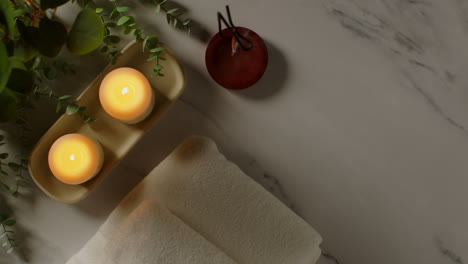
103 199 236 264
67 136 322 264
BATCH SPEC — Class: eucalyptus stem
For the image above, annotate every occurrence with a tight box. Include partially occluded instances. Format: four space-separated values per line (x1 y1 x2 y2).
153 0 191 33
33 88 95 123
1 223 15 253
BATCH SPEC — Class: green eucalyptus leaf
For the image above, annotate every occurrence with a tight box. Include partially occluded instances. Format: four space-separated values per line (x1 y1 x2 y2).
166 13 171 24
11 8 26 18
116 6 128 12
6 247 14 254
0 42 10 93
6 69 33 94
43 67 57 80
143 36 159 50
2 218 15 226
154 4 160 14
7 162 20 172
84 116 95 123
8 56 26 70
117 16 130 26
56 100 62 113
95 7 103 13
66 103 79 115
0 91 17 123
2 183 9 190
41 0 68 10
183 19 190 26
0 0 16 37
122 26 132 34
104 21 117 28
107 35 120 43
68 9 105 55
147 55 158 61
100 45 109 53
58 95 72 100
150 47 164 53
109 9 119 19
14 42 38 62
38 17 67 57
167 8 178 14
133 29 142 36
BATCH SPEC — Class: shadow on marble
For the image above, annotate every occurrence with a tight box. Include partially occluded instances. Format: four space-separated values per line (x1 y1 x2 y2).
236 40 289 100
0 192 33 262
74 163 144 219
136 0 211 43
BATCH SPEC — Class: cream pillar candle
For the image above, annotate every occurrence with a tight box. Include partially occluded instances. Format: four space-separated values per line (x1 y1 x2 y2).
48 134 104 185
99 67 155 124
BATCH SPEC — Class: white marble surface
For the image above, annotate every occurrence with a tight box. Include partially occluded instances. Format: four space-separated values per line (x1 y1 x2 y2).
2 0 468 263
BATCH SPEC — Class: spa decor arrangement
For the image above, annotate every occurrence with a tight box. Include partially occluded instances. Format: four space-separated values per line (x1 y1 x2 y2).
0 0 267 255
0 0 190 253
29 40 185 204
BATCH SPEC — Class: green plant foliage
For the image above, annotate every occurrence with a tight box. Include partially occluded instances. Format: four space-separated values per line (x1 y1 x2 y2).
67 8 104 55
7 68 33 94
38 17 68 57
0 92 16 122
0 42 10 93
0 0 16 37
154 0 191 33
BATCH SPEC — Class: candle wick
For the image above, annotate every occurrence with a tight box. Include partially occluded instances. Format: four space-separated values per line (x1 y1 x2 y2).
231 36 239 56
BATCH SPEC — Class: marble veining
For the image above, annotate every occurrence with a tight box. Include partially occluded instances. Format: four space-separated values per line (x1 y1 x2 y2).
323 0 468 135
436 238 464 264
321 252 341 264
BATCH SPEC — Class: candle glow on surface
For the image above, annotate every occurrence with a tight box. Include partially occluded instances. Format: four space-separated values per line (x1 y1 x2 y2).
99 67 154 124
48 134 104 185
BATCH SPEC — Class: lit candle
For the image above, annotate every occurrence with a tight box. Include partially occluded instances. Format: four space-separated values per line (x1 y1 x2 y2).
48 134 104 185
99 67 154 124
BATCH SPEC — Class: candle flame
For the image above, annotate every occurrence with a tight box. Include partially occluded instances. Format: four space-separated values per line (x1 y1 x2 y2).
70 154 75 161
121 87 129 95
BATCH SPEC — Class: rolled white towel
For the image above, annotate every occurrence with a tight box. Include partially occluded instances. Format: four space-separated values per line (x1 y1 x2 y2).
102 136 322 264
103 199 236 264
67 199 235 264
